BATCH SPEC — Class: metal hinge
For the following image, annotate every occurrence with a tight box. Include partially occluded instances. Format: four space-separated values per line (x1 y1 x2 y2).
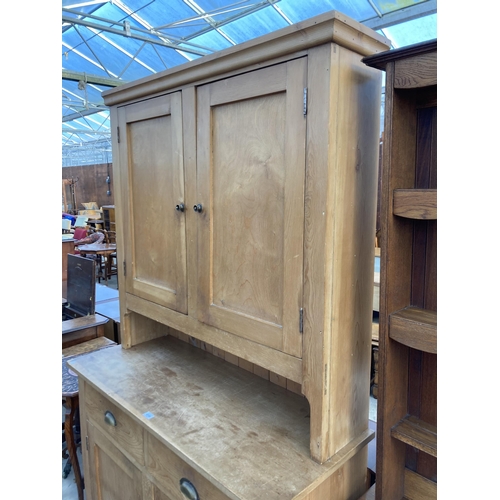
117 126 120 143
123 261 126 276
303 88 308 115
299 308 304 333
85 436 89 451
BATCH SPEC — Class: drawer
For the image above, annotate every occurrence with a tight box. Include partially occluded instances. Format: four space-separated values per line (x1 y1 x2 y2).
146 432 230 500
84 382 144 466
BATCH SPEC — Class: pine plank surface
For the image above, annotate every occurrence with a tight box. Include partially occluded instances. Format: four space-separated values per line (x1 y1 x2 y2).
68 336 374 500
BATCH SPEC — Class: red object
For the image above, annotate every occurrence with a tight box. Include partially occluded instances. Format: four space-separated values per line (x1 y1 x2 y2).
73 228 87 255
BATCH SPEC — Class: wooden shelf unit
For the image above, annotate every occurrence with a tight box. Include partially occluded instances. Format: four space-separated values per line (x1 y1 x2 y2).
364 39 437 500
101 205 115 231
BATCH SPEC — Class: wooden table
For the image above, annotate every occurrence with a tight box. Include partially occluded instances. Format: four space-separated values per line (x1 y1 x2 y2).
95 283 121 343
62 314 109 349
86 219 104 229
77 243 117 284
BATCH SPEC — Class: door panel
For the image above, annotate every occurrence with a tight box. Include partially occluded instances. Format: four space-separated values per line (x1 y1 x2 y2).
196 59 307 357
87 421 143 500
118 93 187 313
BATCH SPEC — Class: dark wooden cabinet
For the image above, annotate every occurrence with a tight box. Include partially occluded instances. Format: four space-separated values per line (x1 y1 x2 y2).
364 40 437 500
102 205 115 231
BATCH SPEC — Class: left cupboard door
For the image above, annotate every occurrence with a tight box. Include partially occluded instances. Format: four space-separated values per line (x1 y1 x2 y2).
86 421 144 500
117 93 187 314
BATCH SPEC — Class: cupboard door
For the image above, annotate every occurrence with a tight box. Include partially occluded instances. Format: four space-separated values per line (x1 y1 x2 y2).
86 421 144 500
196 59 307 357
118 93 187 314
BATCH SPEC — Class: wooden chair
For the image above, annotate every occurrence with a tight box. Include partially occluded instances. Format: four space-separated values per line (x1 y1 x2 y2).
102 230 118 281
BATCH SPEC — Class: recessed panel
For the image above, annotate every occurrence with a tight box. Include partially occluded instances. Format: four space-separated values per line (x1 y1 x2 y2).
211 93 286 326
129 116 177 289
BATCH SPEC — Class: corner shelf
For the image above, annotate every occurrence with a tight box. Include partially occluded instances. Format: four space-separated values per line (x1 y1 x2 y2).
389 307 437 354
391 415 437 457
404 468 437 499
363 39 437 499
393 189 437 219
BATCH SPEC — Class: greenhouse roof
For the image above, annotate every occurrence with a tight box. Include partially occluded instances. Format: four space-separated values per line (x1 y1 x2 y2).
62 0 437 166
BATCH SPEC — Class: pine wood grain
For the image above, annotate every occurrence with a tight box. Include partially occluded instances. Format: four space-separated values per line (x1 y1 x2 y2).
69 336 375 500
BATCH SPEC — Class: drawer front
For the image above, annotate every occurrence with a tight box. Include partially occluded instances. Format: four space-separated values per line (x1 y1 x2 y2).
146 433 230 500
85 382 144 466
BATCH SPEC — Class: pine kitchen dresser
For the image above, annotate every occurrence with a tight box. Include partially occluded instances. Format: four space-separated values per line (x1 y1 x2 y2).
68 10 390 500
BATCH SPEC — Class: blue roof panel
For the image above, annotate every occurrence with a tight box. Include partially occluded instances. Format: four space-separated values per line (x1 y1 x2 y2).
381 13 437 48
219 6 289 44
370 0 427 15
124 0 203 38
186 29 234 52
62 0 438 166
274 0 375 23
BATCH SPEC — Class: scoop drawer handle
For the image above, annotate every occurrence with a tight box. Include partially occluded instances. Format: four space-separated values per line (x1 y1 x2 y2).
104 410 117 427
180 478 199 500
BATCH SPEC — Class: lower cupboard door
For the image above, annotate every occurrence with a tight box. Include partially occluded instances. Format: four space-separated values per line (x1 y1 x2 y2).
87 421 144 500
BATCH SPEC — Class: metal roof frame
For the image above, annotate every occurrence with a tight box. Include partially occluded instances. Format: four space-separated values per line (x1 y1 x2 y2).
62 0 437 166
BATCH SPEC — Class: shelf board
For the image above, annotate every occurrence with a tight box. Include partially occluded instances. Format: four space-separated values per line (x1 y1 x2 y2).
391 415 437 457
389 307 437 353
403 468 437 499
393 189 436 219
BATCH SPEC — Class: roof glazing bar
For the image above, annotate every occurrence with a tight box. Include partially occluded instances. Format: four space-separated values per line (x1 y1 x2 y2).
62 12 214 55
62 70 126 87
362 0 436 30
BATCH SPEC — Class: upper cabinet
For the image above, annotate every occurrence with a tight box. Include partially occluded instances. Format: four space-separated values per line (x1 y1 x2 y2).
105 10 390 466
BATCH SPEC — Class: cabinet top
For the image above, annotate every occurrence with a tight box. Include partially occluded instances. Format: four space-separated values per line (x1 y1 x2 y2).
68 336 374 499
102 10 390 107
363 38 437 70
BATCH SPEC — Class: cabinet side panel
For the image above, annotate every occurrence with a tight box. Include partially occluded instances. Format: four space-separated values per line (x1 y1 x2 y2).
110 106 131 348
303 43 337 462
328 46 382 454
303 42 382 464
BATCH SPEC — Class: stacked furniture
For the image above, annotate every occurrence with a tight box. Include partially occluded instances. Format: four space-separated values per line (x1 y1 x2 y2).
102 205 115 231
68 11 390 500
364 40 437 499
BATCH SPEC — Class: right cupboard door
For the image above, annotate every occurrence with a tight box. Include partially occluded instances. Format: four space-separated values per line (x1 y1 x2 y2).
196 58 307 357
